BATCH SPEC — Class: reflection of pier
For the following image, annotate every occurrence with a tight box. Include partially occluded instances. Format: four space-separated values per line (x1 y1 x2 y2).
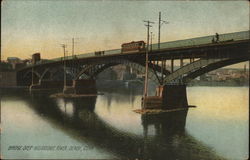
21 91 224 160
141 110 187 137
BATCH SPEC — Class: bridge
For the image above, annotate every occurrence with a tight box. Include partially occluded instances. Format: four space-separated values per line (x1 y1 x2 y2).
17 30 250 109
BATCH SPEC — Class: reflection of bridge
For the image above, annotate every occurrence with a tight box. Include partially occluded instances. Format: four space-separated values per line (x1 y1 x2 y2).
12 90 224 160
17 31 249 109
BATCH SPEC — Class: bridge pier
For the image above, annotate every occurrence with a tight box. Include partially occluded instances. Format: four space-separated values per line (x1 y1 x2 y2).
162 84 188 109
143 84 188 110
29 80 72 90
63 79 97 95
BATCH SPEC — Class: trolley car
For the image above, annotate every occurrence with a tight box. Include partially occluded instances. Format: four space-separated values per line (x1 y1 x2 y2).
121 41 146 53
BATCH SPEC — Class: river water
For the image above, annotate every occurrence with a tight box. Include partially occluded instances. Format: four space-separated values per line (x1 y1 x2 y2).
0 86 248 160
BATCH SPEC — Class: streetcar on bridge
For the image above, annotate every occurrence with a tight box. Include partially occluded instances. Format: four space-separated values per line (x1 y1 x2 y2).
121 41 146 53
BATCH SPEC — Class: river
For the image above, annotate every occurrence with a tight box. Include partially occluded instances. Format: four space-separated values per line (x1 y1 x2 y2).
0 86 248 160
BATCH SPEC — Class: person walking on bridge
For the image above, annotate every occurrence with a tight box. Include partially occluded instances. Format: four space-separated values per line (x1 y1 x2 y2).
215 33 219 42
212 37 215 43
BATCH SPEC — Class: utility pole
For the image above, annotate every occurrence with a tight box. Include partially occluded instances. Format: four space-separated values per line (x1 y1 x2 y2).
158 12 169 50
32 66 34 85
143 20 154 109
150 32 153 52
158 12 161 50
61 44 67 92
158 12 169 84
72 38 74 56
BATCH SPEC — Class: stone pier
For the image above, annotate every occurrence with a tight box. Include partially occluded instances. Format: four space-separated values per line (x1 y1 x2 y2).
63 79 97 95
143 84 188 110
162 84 188 109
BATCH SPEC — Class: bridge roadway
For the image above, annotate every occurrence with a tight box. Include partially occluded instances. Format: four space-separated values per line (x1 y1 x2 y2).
19 30 249 71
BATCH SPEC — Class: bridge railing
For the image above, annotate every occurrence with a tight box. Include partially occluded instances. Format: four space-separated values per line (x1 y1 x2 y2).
49 48 121 62
48 31 249 64
151 30 249 51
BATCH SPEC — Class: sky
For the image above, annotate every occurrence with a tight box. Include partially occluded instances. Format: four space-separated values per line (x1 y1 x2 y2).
1 0 249 67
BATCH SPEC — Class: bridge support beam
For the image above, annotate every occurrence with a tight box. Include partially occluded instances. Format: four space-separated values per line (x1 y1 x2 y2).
180 58 183 67
63 79 97 95
171 59 174 73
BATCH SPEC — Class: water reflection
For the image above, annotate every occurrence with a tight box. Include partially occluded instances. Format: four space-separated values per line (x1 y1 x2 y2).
1 89 226 160
103 88 137 108
26 91 223 159
141 111 187 137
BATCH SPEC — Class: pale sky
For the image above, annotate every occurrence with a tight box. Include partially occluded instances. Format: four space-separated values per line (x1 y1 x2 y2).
1 0 249 68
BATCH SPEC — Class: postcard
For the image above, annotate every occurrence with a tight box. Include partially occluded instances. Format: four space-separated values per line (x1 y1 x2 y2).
1 1 249 159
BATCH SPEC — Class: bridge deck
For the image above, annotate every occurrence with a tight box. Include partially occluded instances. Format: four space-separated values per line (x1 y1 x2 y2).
22 30 249 70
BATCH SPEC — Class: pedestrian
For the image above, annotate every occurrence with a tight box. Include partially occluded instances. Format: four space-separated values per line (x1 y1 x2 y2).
212 37 215 43
215 33 219 42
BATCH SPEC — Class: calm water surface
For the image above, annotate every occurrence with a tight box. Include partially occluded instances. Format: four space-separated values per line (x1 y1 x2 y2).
0 86 248 159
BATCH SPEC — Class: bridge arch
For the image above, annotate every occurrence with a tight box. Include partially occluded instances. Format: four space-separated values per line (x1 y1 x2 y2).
20 70 41 86
183 58 249 83
40 68 51 80
23 70 42 79
163 57 249 84
39 67 71 81
74 59 166 84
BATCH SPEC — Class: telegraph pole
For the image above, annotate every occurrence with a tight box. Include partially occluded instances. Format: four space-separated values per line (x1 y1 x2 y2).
61 44 67 92
158 12 169 84
143 20 154 109
150 32 153 52
158 12 169 49
158 12 161 50
72 38 74 56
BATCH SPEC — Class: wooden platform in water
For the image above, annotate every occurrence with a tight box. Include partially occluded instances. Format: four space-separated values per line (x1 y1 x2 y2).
134 106 196 115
